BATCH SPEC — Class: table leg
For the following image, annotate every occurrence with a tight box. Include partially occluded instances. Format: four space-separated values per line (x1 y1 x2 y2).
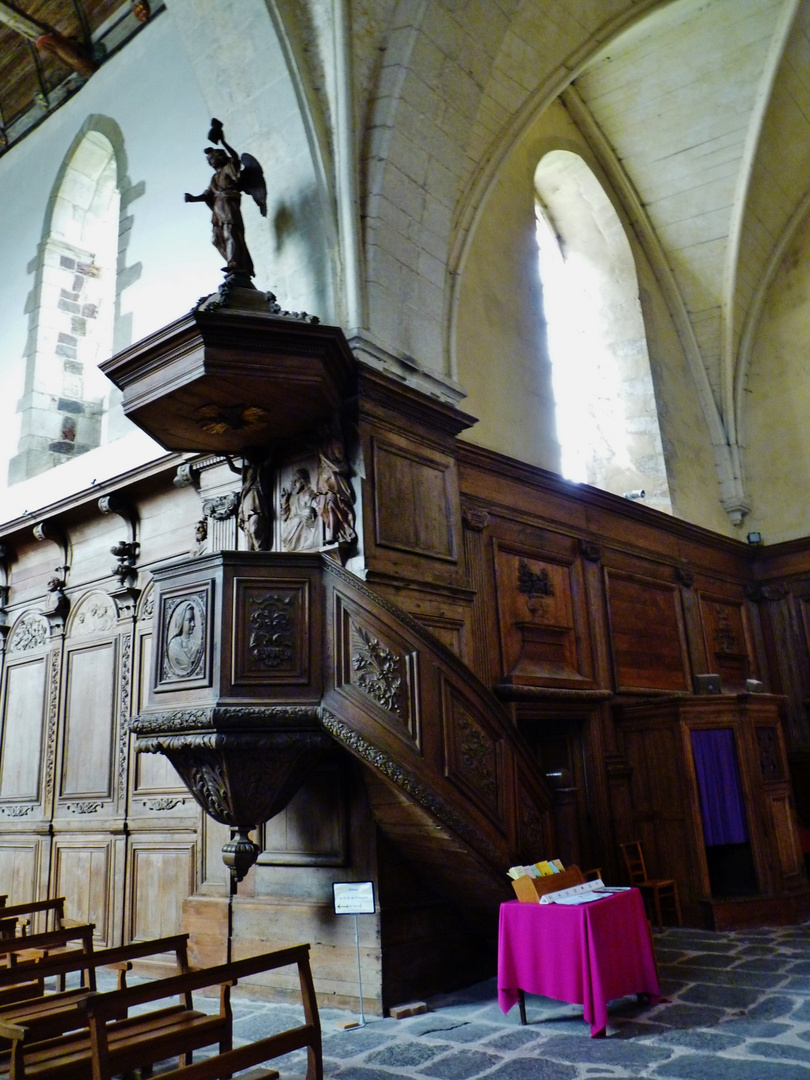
518 989 527 1025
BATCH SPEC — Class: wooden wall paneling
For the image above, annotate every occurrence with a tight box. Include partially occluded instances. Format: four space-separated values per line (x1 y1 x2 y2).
370 432 460 567
259 758 348 867
57 637 118 811
0 835 45 906
125 834 196 945
696 590 756 692
460 504 494 683
763 588 810 747
130 622 189 800
0 654 48 812
51 832 122 945
0 612 53 823
604 568 691 692
492 536 595 688
618 712 709 918
511 698 613 875
746 712 804 891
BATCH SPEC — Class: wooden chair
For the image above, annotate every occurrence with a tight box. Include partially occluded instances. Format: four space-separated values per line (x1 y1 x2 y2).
619 840 682 928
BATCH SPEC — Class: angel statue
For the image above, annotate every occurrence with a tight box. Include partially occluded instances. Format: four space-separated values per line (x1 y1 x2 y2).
184 118 267 283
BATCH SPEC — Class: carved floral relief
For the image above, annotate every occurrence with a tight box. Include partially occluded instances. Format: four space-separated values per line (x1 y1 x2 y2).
7 612 49 653
350 624 403 714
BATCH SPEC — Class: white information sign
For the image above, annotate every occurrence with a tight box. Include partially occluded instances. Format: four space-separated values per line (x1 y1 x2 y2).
333 881 375 915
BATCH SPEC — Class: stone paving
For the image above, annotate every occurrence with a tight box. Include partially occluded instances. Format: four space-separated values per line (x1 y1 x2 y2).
145 922 810 1079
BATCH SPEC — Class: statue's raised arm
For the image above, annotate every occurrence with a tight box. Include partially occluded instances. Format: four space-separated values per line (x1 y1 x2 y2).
184 118 266 285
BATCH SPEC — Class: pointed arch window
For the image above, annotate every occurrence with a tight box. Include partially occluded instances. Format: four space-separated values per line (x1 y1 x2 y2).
535 150 671 513
9 129 121 484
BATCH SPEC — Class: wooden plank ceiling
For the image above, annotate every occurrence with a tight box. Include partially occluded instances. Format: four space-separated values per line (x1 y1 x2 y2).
0 2 130 135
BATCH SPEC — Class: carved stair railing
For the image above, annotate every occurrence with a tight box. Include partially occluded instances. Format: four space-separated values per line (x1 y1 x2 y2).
131 552 556 917
320 558 556 921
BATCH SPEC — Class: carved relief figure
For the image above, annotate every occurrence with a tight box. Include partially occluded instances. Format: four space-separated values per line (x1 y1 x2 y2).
317 423 356 545
281 468 320 550
166 601 203 678
238 459 271 551
184 119 266 282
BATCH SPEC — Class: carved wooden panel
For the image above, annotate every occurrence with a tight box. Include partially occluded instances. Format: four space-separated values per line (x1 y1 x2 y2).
768 793 803 879
232 577 309 685
132 633 180 794
372 435 457 561
126 837 196 942
52 838 112 942
60 642 117 803
697 593 753 690
441 677 504 823
155 582 212 692
0 658 47 803
605 570 690 691
260 762 347 866
333 595 420 748
494 545 592 685
68 593 117 638
0 839 41 902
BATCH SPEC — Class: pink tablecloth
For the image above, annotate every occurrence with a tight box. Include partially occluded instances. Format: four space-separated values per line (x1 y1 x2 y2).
497 889 660 1036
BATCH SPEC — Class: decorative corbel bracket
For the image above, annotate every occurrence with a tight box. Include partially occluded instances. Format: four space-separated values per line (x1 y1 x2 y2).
0 542 12 649
99 495 141 613
33 521 70 631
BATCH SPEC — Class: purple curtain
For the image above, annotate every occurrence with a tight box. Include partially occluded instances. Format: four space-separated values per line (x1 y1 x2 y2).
690 728 749 846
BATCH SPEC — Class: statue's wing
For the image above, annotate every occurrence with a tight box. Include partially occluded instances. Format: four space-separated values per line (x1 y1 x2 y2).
239 153 267 217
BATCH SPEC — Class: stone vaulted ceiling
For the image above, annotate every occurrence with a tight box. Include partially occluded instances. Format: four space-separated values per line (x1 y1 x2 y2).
568 0 810 521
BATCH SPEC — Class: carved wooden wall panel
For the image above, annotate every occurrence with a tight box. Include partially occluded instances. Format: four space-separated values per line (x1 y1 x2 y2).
59 642 117 804
697 592 754 690
332 594 420 749
232 577 310 687
605 569 690 691
0 657 47 803
155 583 212 692
440 676 505 824
372 435 458 562
126 837 196 942
494 543 593 687
132 632 186 794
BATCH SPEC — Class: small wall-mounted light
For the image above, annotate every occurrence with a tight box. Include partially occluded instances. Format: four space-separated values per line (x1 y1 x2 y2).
623 489 645 500
747 531 763 546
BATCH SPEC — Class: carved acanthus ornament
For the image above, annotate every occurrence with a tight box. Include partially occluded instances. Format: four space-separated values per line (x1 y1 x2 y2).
461 508 489 532
350 625 402 714
0 805 33 818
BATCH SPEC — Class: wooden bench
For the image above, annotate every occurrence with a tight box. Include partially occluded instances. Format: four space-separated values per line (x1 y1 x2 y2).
0 943 322 1080
0 933 192 1049
0 898 73 939
0 925 97 1004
